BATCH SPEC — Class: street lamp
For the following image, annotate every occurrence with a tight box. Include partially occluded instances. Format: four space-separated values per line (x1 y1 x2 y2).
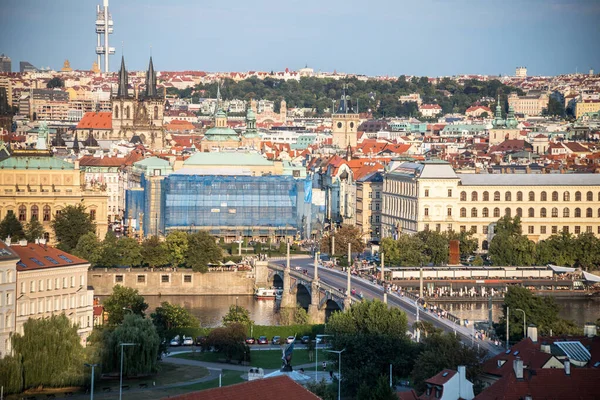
84 363 98 400
315 334 332 381
119 343 137 400
325 348 346 400
515 308 526 339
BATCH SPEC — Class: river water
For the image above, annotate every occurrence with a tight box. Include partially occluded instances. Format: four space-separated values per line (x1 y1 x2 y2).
140 295 598 328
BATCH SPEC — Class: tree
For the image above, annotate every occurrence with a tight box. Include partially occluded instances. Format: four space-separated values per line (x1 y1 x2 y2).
357 375 399 400
306 378 336 400
573 232 600 270
73 232 102 266
151 301 199 336
417 230 448 265
165 231 189 267
0 355 23 394
11 315 85 390
98 230 119 267
103 285 148 325
280 304 310 325
488 216 536 266
446 230 478 258
185 231 222 272
141 236 169 267
222 304 253 327
117 237 142 267
51 204 96 252
326 300 414 396
0 212 25 241
46 77 64 88
24 217 45 242
381 234 426 266
102 314 160 375
320 225 365 256
545 97 565 117
206 323 248 362
535 231 577 267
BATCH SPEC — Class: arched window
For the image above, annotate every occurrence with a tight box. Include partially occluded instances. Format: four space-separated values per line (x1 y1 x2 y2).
587 191 593 201
563 192 570 202
460 191 466 201
505 192 512 201
516 208 522 217
587 208 593 218
471 191 478 201
483 191 489 201
517 191 523 201
575 191 581 201
30 205 39 221
552 191 558 202
494 191 500 201
541 208 547 218
126 106 130 119
541 191 547 201
43 205 51 222
494 208 500 218
114 105 119 119
483 207 489 217
471 208 478 217
18 205 26 222
563 208 570 218
575 208 581 218
460 208 466 218
528 208 534 218
154 106 159 120
529 191 535 201
552 207 558 217
482 240 489 250
505 208 511 217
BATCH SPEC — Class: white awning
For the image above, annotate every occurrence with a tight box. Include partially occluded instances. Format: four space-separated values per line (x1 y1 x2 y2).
582 271 600 283
548 264 576 273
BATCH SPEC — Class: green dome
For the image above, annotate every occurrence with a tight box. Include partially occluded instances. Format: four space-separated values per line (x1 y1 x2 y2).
204 126 239 141
215 109 227 118
246 108 256 120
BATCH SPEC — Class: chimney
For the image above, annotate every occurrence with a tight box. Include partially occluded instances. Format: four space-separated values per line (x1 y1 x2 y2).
527 324 538 343
583 323 597 337
19 239 27 247
513 358 524 380
5 236 11 246
564 359 571 376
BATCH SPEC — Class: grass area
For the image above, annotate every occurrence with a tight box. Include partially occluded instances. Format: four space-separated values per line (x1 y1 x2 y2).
172 348 315 369
166 369 245 393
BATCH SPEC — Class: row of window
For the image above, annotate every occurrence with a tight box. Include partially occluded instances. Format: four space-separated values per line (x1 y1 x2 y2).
460 190 599 202
458 207 600 218
114 105 160 120
422 223 597 238
20 276 84 294
115 274 193 284
0 291 14 307
7 206 96 222
17 294 88 317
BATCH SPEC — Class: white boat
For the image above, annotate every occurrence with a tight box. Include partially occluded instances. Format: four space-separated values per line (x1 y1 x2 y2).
255 288 277 300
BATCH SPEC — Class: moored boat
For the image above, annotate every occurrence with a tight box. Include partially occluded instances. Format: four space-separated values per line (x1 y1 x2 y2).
255 288 277 300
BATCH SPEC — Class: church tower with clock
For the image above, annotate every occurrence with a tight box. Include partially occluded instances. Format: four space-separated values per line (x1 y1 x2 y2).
331 84 360 149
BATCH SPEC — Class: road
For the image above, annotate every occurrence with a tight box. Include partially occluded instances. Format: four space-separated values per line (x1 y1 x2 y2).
274 256 502 357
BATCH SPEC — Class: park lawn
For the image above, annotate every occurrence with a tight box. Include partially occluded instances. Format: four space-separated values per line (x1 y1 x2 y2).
166 369 245 394
172 349 314 369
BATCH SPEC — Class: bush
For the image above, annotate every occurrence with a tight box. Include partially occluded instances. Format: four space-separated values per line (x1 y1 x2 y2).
251 324 325 339
0 355 23 394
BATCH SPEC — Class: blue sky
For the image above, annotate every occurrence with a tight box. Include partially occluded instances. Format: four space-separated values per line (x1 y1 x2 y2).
0 0 599 76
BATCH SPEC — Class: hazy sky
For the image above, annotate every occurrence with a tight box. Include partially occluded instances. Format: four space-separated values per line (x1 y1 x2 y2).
1 0 599 76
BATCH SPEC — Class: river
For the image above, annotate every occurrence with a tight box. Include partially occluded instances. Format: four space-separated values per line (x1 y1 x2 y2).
140 295 598 328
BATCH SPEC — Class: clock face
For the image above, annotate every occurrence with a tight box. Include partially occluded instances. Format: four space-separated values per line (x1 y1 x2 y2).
350 122 355 129
337 122 343 129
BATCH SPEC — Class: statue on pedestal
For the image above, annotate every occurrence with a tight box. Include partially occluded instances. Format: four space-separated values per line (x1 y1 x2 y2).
281 336 295 372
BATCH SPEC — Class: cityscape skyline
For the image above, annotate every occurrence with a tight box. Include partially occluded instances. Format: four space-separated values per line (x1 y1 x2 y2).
0 0 599 76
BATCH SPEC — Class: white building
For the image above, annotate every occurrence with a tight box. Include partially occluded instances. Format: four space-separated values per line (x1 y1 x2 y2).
515 67 527 78
0 243 18 358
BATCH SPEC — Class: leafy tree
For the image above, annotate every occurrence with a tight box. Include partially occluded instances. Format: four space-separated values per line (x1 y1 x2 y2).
98 230 119 267
222 304 253 327
185 231 222 272
206 323 248 362
544 96 565 117
116 237 142 267
381 235 426 266
0 212 25 241
103 285 148 325
446 230 478 258
73 232 102 266
573 232 600 270
165 231 189 266
306 378 336 400
472 255 484 266
151 301 199 336
11 315 85 390
46 77 64 88
51 204 96 252
488 216 536 266
102 314 160 375
141 236 169 267
411 332 486 394
24 216 45 242
0 355 23 394
417 230 449 265
535 231 577 267
357 374 399 400
326 300 414 396
320 225 365 256
280 304 310 325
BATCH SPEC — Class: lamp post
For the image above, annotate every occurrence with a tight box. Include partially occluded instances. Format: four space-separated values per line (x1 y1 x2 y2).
325 348 346 400
84 363 98 400
314 334 331 381
515 308 526 339
119 343 137 400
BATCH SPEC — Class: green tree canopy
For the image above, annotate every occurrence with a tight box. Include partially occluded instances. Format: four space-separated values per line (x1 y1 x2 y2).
166 231 189 267
206 323 248 362
73 232 102 266
381 235 427 266
24 216 45 243
103 285 148 326
116 237 142 267
0 211 25 241
141 236 169 267
46 77 64 88
488 216 536 266
357 375 399 400
51 204 96 252
320 225 365 256
222 304 253 327
151 301 199 337
185 231 222 272
417 230 449 266
98 230 119 267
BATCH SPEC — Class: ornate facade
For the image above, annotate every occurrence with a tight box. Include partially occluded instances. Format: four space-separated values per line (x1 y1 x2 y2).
331 86 360 149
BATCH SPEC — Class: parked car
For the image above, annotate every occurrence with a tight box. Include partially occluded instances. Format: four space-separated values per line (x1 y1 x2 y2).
272 336 281 345
182 336 194 346
316 336 327 344
245 337 256 345
286 336 295 344
301 336 310 344
257 336 268 345
170 336 181 346
195 336 206 346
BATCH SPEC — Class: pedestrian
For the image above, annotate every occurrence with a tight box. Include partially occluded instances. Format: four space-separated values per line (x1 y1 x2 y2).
322 361 327 371
329 370 334 379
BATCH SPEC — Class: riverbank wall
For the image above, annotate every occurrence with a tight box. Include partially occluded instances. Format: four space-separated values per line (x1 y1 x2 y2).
88 268 256 296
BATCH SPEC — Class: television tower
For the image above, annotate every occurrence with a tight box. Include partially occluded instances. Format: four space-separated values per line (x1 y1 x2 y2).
95 0 114 73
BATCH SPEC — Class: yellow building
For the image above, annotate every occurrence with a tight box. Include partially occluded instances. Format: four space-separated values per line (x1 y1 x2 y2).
0 149 108 243
0 242 18 358
332 88 360 149
508 91 549 117
575 100 600 119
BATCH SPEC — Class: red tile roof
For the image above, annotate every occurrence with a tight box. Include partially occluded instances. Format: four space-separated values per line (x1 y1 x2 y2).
79 155 127 167
164 376 320 400
424 369 456 386
10 243 88 271
76 112 112 130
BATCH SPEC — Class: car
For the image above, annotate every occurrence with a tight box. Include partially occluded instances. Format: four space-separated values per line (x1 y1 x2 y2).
182 336 194 346
272 336 281 345
257 336 268 345
286 336 295 344
294 266 302 271
195 336 206 346
301 336 310 344
169 336 181 346
245 337 256 345
316 336 327 344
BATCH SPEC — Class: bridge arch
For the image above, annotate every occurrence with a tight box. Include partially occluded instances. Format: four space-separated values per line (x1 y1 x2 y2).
273 274 283 289
324 299 343 321
296 283 311 310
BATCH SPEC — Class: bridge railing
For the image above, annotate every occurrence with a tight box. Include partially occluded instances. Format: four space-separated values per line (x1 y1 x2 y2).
395 290 462 325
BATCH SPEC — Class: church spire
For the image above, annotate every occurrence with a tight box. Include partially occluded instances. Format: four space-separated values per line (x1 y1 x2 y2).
145 56 157 98
117 56 130 98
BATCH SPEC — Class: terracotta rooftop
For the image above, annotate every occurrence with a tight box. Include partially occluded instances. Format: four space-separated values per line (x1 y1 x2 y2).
76 112 112 130
10 243 88 271
79 154 127 167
